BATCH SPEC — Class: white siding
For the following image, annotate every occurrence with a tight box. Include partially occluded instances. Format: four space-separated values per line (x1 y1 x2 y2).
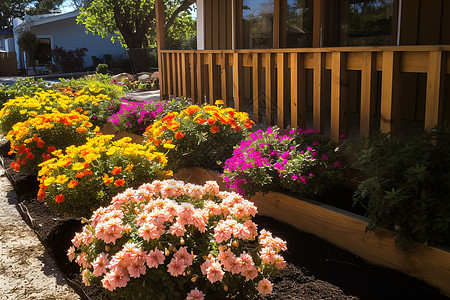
31 16 126 67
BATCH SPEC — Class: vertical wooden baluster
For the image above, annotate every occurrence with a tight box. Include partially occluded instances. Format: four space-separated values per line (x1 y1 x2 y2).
265 53 273 125
252 53 261 123
208 53 215 104
181 53 187 98
313 52 325 131
172 53 177 96
425 51 445 130
331 52 349 141
360 52 376 137
233 52 243 111
190 53 197 102
177 53 182 97
277 53 286 128
197 53 204 104
221 53 229 107
380 51 401 136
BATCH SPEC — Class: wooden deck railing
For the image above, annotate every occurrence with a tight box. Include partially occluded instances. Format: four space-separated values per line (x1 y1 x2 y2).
159 46 450 140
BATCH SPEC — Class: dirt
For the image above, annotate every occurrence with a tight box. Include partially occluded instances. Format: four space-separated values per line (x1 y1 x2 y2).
0 139 449 300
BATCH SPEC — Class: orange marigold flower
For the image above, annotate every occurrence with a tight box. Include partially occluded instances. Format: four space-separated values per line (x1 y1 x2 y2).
162 112 177 122
187 106 200 115
42 153 51 161
75 172 85 178
55 194 65 203
210 125 220 133
111 167 122 175
114 179 125 187
207 117 216 125
47 146 56 153
10 161 15 168
84 169 93 177
37 139 45 148
103 174 114 185
21 158 27 165
196 118 206 124
26 152 35 160
67 180 78 188
13 164 20 171
154 139 162 146
167 121 180 131
175 131 185 139
37 189 46 201
32 134 39 142
77 126 87 133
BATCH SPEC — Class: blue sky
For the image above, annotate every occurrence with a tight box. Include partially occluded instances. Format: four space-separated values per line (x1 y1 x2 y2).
60 0 76 13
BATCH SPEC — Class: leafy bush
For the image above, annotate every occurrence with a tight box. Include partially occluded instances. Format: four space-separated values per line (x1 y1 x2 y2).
69 179 286 299
143 101 254 172
0 90 73 135
52 46 88 72
54 74 125 100
0 78 50 106
353 128 450 248
222 127 347 198
6 111 97 175
108 99 167 135
96 63 111 75
108 98 191 135
38 135 171 218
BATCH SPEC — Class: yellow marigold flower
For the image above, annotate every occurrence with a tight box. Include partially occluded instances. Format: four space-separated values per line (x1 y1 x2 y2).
44 177 55 186
55 175 68 184
72 162 85 171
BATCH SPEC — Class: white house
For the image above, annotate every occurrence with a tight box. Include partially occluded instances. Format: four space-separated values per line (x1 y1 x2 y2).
11 10 126 73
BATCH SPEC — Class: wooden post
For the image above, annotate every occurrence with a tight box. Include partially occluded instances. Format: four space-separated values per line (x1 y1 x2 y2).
190 53 198 102
177 53 183 96
360 52 376 137
380 51 401 136
265 53 274 125
313 52 325 131
273 0 286 48
331 51 349 141
425 51 445 130
277 53 287 128
172 53 177 96
233 52 244 111
313 0 323 47
181 53 188 98
291 52 307 128
197 53 204 104
155 0 165 100
208 53 215 104
232 0 242 49
252 53 261 123
221 53 229 107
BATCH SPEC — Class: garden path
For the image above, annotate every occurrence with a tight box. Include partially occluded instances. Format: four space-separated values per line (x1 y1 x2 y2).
0 164 79 299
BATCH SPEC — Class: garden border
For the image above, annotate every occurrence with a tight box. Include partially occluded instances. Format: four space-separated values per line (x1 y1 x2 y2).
174 167 450 297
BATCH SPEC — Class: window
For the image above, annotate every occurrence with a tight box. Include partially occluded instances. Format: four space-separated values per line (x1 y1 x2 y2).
242 0 274 49
286 0 313 48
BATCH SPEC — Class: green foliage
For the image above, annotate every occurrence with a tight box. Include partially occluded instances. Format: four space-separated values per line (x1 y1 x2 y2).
77 0 196 49
353 128 450 248
96 63 111 74
0 0 62 27
0 78 49 106
52 46 88 72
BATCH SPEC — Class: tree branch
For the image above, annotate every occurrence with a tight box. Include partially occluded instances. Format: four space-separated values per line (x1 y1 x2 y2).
164 0 195 32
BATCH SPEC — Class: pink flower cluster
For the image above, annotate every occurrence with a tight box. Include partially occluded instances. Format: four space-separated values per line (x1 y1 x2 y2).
69 179 287 298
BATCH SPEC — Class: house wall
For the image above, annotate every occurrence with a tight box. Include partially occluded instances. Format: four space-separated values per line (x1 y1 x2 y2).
31 16 126 68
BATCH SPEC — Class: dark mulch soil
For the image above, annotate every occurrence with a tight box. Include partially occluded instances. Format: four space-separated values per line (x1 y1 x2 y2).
0 140 448 300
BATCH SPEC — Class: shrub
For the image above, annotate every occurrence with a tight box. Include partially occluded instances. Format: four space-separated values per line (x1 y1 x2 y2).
69 179 286 299
38 135 171 218
143 101 254 172
108 99 168 135
0 90 74 135
222 127 347 198
353 128 450 248
0 78 49 106
6 111 97 175
55 74 125 100
52 46 88 72
96 63 111 75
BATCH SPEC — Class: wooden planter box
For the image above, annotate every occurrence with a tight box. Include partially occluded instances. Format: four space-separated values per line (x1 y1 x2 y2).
175 167 450 297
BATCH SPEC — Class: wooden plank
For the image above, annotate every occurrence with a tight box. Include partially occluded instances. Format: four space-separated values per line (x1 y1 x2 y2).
265 53 274 125
155 0 165 100
313 52 325 131
399 0 419 45
313 0 323 47
233 0 243 49
360 52 376 137
331 52 348 141
226 0 232 49
177 53 182 96
221 53 229 107
252 53 261 123
274 0 280 48
293 53 307 128
425 51 445 130
204 0 212 49
277 53 286 128
172 53 178 96
181 53 187 98
400 52 429 73
190 53 197 102
233 52 243 111
196 53 204 104
208 53 215 104
380 51 401 136
212 0 219 49
219 0 227 49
